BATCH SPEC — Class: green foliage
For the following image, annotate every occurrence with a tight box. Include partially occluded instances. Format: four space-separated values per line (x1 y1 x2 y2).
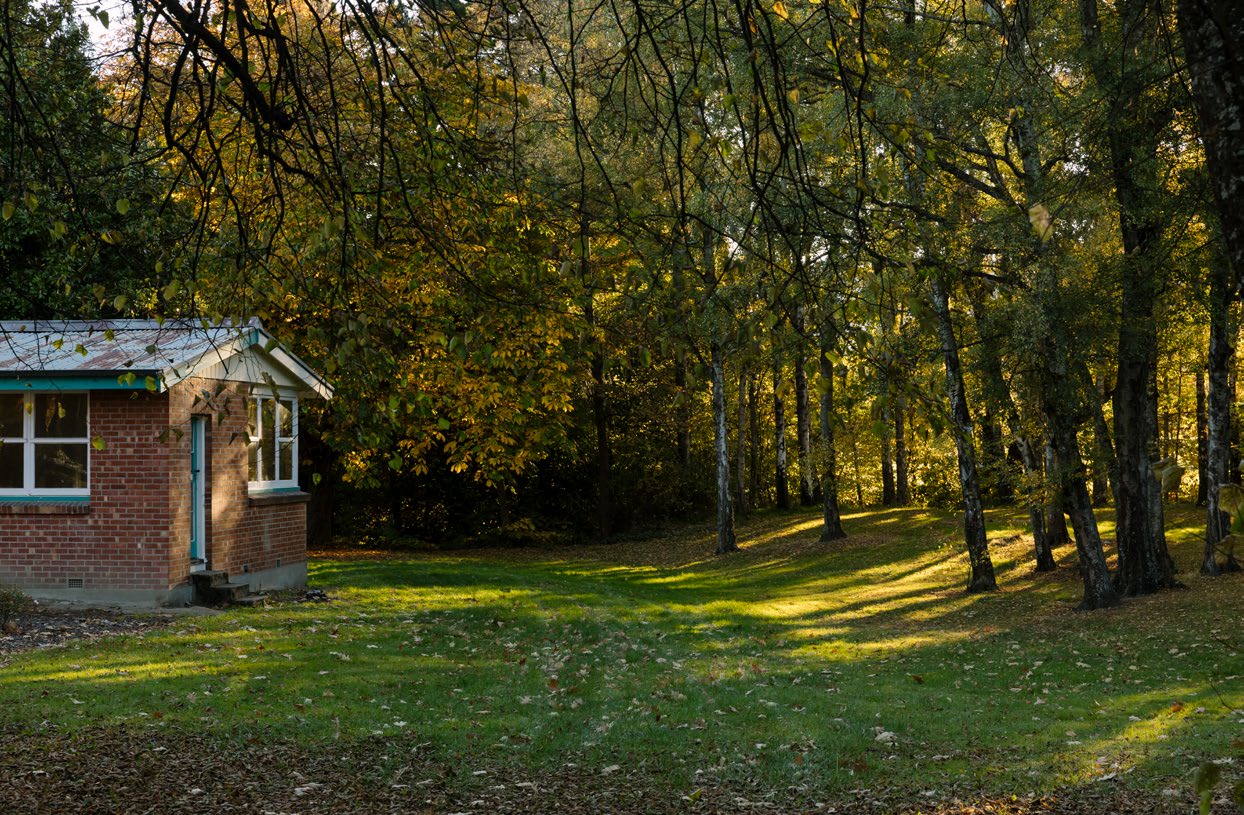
0 584 33 629
1196 761 1222 815
0 0 178 318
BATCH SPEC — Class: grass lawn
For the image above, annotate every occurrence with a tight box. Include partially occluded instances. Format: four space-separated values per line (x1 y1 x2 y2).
1 504 1241 813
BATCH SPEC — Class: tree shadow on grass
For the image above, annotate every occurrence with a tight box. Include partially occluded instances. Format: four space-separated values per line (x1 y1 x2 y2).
0 505 1238 808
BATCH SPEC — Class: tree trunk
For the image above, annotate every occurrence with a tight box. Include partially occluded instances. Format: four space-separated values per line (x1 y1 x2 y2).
1046 412 1121 609
819 343 847 541
774 360 791 510
1044 443 1071 548
585 295 612 542
978 417 1011 502
994 0 1115 608
675 351 691 469
1178 0 1244 290
1079 0 1179 596
712 343 737 554
1018 436 1057 571
748 376 762 504
895 406 910 506
969 288 1053 570
591 345 612 541
1231 366 1242 486
1091 375 1115 506
930 274 997 592
880 421 896 507
1196 368 1208 507
1204 250 1239 573
850 428 864 507
796 348 816 506
736 368 749 514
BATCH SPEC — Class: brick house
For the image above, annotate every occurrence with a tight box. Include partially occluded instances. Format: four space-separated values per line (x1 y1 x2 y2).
0 319 332 606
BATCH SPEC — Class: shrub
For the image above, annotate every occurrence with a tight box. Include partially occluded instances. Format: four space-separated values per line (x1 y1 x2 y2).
0 584 33 630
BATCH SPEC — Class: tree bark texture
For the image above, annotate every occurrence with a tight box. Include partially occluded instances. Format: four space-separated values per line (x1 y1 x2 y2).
675 352 691 469
819 344 847 542
1046 414 1122 609
1091 376 1115 506
930 275 997 592
773 360 791 510
1196 368 1208 507
1204 252 1239 573
1079 0 1179 596
991 0 1116 607
1178 0 1244 289
591 346 611 541
796 352 816 506
1018 436 1057 571
970 290 1054 570
1040 371 1121 609
712 343 737 554
585 293 612 542
748 377 762 504
1045 443 1072 548
895 406 910 506
736 368 749 513
880 422 896 507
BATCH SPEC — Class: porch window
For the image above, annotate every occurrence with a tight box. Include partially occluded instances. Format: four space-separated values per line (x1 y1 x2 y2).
246 395 297 491
0 392 90 496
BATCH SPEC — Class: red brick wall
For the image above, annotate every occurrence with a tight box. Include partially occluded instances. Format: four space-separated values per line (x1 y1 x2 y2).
0 380 308 599
0 390 174 592
170 379 307 586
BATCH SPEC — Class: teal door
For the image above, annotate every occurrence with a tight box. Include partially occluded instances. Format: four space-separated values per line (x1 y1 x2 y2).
190 416 207 569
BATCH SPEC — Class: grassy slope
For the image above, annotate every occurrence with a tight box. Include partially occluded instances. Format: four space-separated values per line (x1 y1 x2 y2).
0 505 1240 805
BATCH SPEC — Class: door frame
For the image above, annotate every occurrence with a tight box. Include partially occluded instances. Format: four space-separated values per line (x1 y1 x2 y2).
190 415 207 571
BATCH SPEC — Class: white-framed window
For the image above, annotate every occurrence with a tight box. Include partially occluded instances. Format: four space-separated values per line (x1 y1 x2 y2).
0 392 90 497
247 394 298 491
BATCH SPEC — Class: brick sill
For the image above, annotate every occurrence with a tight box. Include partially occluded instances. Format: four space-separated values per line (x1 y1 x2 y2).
0 502 92 515
248 490 311 507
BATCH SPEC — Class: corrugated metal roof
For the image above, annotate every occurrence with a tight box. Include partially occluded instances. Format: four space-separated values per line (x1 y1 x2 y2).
0 319 259 374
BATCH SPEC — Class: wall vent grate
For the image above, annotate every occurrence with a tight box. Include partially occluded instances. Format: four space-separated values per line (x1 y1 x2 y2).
66 578 84 589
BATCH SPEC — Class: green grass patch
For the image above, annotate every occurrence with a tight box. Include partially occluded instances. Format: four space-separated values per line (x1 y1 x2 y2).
1 504 1240 803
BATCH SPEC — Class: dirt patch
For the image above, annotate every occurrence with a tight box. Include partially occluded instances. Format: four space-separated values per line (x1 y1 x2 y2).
0 607 179 659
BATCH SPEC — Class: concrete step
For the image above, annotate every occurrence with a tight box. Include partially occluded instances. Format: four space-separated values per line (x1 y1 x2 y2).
190 570 230 589
216 582 251 602
233 594 268 608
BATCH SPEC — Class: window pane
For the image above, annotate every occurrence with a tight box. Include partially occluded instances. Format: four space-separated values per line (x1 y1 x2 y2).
0 442 22 488
278 399 294 436
0 395 23 438
247 441 259 482
34 443 88 489
35 394 87 438
262 433 276 481
262 399 275 438
247 399 259 439
278 440 294 482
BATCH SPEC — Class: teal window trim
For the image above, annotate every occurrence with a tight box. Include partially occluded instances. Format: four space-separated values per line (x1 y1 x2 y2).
247 486 304 497
0 375 157 392
0 495 90 503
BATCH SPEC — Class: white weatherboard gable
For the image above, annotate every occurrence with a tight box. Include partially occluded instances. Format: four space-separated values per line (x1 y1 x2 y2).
167 341 311 394
0 319 333 400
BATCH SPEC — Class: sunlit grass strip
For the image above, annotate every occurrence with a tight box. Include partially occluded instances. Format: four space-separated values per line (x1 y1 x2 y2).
0 504 1237 800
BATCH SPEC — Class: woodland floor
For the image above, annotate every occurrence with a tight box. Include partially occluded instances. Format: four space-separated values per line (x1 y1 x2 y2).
0 504 1241 814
